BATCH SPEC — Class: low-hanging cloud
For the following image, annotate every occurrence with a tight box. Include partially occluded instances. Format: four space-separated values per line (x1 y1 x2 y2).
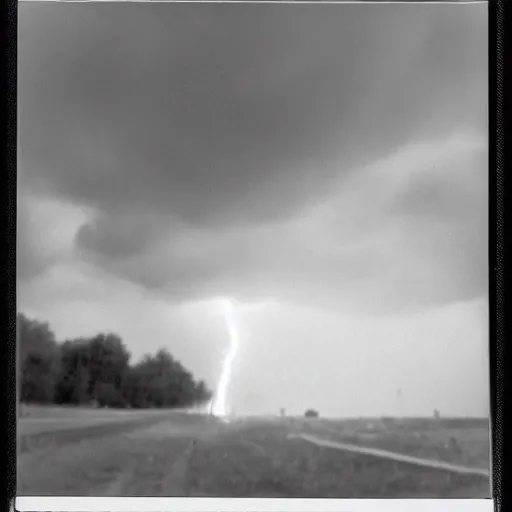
73 132 487 314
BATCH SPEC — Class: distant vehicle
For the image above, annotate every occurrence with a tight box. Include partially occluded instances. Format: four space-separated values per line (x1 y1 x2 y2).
305 409 319 418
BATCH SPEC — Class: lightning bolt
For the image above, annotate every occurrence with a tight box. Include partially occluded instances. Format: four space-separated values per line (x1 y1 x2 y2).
211 299 240 417
207 297 278 417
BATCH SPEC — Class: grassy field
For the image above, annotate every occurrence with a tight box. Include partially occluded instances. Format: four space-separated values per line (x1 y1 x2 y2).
295 416 490 469
18 406 491 498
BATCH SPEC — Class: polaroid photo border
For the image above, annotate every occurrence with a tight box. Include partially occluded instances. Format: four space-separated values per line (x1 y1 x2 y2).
12 0 501 511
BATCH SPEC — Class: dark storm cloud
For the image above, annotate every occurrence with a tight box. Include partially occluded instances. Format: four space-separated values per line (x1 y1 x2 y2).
19 3 485 223
18 2 487 312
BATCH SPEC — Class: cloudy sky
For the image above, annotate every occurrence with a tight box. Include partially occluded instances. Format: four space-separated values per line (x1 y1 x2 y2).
18 2 488 417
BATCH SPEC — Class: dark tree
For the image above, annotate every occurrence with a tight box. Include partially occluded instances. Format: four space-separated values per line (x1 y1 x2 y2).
55 334 131 407
18 312 212 411
55 339 93 404
124 349 212 409
87 333 131 407
18 313 61 403
193 380 212 407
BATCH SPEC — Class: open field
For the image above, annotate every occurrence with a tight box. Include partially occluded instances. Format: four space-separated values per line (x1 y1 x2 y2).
294 416 490 469
18 406 491 498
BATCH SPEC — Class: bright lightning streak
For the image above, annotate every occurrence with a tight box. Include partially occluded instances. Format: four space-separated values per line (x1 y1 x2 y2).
211 299 240 417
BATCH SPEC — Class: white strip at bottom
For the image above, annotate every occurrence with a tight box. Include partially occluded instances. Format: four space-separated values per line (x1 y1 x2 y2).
15 497 493 512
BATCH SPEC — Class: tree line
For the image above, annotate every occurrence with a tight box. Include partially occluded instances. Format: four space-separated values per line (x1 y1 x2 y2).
18 313 212 409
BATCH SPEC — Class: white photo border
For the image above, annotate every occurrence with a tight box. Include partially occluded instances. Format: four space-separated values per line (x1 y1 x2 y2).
15 2 493 512
15 497 493 512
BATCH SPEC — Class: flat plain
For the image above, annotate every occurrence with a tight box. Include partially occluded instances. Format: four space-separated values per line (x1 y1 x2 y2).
18 406 491 498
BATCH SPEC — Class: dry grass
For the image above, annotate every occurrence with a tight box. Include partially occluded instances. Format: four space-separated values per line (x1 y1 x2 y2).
300 417 490 469
186 428 489 498
18 410 491 498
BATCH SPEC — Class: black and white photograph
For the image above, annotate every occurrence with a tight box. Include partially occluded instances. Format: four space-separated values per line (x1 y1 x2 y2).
17 0 490 501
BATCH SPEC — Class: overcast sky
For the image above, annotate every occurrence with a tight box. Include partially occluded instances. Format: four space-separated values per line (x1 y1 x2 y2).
18 2 488 417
